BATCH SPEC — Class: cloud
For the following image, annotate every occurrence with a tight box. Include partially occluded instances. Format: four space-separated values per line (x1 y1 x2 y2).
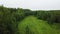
0 0 60 10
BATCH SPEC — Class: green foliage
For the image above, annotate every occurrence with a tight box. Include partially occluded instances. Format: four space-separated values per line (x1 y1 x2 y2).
35 11 60 24
18 16 60 34
0 6 60 34
0 6 17 34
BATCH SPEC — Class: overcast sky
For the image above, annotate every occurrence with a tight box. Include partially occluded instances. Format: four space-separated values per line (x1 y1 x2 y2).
0 0 60 10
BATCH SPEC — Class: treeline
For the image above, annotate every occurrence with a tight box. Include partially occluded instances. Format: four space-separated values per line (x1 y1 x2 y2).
0 6 60 34
35 11 60 24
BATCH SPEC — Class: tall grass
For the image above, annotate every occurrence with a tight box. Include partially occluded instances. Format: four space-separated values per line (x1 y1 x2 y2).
18 16 60 34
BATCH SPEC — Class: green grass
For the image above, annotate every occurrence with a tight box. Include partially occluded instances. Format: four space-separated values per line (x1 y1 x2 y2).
18 16 60 34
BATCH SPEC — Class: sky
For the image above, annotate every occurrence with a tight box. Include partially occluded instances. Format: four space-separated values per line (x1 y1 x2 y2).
0 0 60 10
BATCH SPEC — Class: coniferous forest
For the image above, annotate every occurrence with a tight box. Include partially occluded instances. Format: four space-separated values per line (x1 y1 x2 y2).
0 6 60 34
